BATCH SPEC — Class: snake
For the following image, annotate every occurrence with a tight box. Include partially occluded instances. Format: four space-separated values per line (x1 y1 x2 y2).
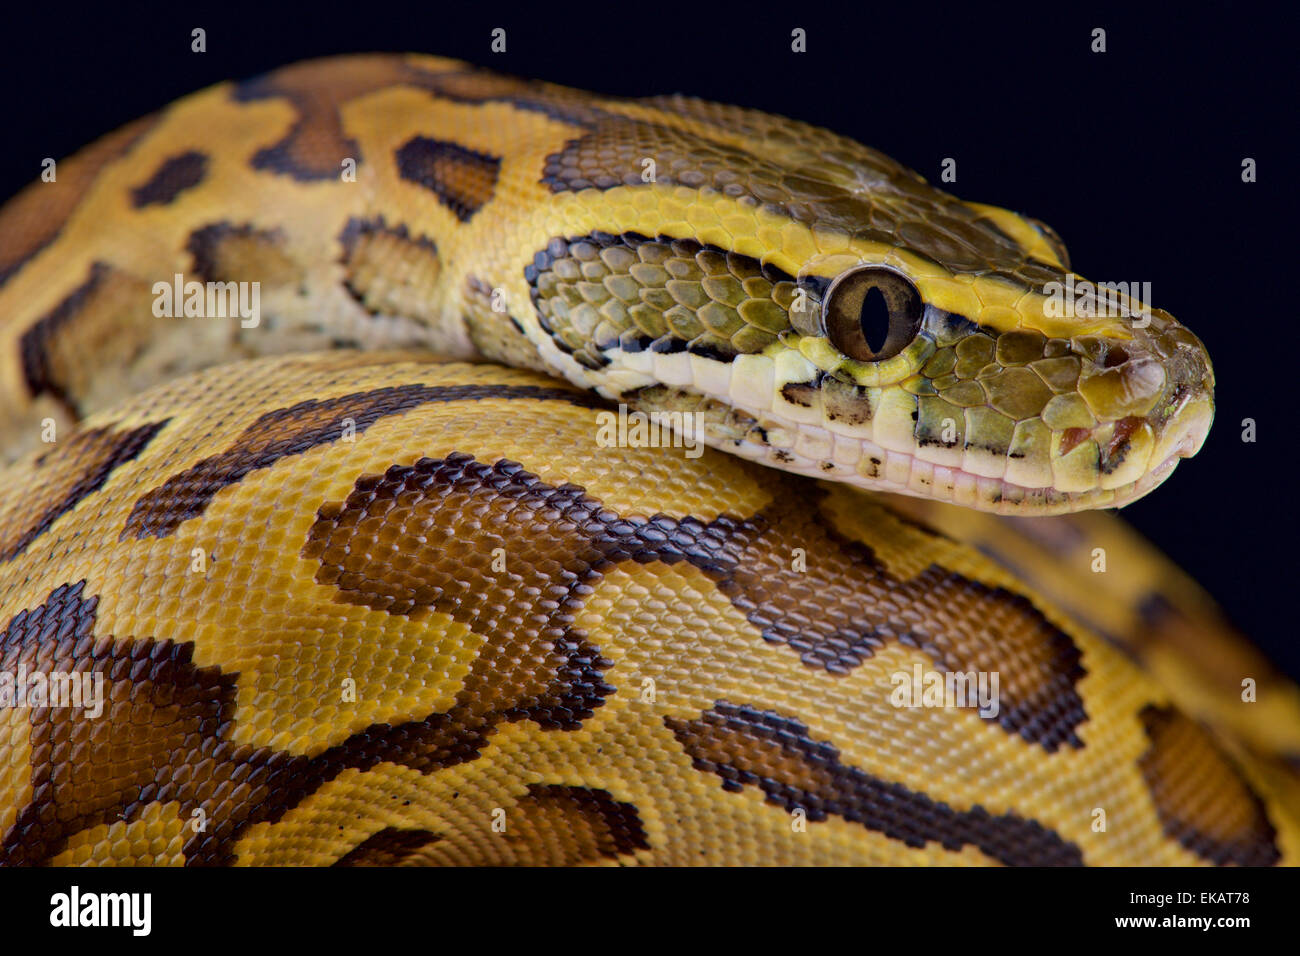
0 53 1296 867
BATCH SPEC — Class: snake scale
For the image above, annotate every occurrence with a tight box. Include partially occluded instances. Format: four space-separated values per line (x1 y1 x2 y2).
0 53 1297 866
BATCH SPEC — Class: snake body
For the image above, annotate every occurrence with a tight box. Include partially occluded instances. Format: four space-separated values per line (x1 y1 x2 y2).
0 54 1295 866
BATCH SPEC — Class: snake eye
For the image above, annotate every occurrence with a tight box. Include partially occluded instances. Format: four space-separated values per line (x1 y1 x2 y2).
823 266 923 362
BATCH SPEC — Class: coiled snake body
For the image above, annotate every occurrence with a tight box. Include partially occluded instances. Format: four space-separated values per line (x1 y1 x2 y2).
0 54 1296 866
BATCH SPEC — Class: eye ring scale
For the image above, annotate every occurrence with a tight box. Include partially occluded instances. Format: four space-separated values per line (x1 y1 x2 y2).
822 264 924 363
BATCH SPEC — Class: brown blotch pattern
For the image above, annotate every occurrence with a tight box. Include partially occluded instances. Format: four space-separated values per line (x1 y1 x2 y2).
0 420 168 563
122 383 603 539
666 701 1083 866
18 262 155 411
394 137 501 222
780 381 819 409
821 375 874 426
543 118 757 194
20 262 109 402
504 785 650 863
1058 426 1091 457
337 216 441 318
231 55 454 181
414 67 606 129
718 494 1089 751
186 221 301 285
332 827 441 866
0 113 157 287
1099 416 1145 475
302 455 618 724
129 150 209 208
0 579 615 866
331 791 645 867
462 273 549 373
0 582 248 866
1137 705 1280 866
303 453 1087 752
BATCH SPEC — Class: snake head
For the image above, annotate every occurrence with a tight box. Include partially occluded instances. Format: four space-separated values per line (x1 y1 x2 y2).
520 109 1212 514
529 223 1212 515
761 236 1216 515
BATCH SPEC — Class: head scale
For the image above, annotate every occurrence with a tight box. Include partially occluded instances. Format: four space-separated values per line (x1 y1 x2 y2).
519 97 1212 514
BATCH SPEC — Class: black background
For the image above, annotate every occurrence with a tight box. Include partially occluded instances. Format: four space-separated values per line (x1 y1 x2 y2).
1 3 1294 674
0 863 1289 940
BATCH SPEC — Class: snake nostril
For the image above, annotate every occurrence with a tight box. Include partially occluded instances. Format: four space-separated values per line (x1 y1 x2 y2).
1101 345 1129 368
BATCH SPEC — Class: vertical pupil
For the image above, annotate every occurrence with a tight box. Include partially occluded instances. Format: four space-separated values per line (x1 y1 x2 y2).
859 285 892 354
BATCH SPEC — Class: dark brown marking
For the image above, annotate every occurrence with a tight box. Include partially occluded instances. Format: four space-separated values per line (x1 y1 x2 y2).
129 151 208 208
20 263 110 403
0 581 614 866
338 216 437 260
302 455 619 726
0 114 157 287
508 785 650 862
1138 705 1280 866
304 453 1086 752
725 494 1088 751
542 118 756 194
1099 416 1144 475
0 420 169 563
1058 426 1091 457
414 68 606 129
18 262 155 411
332 828 440 866
394 137 501 222
122 384 604 539
186 221 300 285
231 55 457 181
0 449 1106 865
667 702 1083 866
822 375 873 426
780 381 821 408
0 582 248 866
337 217 441 317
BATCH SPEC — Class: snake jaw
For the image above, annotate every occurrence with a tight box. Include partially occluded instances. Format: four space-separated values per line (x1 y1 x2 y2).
605 291 1216 516
1071 307 1215 500
625 296 1217 516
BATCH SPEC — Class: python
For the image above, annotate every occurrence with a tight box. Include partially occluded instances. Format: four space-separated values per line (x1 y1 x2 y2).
0 54 1292 866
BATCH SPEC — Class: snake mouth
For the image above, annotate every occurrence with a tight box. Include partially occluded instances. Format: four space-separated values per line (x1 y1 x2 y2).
707 392 1213 516
614 310 1215 516
750 442 1190 515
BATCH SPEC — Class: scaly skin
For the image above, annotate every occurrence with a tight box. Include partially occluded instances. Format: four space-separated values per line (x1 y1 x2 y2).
0 55 1288 867
0 54 1211 514
0 353 1292 866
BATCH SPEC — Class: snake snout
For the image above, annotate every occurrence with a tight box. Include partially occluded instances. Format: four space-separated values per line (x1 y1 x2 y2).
1066 307 1214 500
1149 318 1215 465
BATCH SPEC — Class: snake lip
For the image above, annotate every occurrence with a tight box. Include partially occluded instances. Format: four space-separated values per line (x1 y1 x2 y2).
694 390 1216 516
1149 453 1181 480
1143 437 1194 485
